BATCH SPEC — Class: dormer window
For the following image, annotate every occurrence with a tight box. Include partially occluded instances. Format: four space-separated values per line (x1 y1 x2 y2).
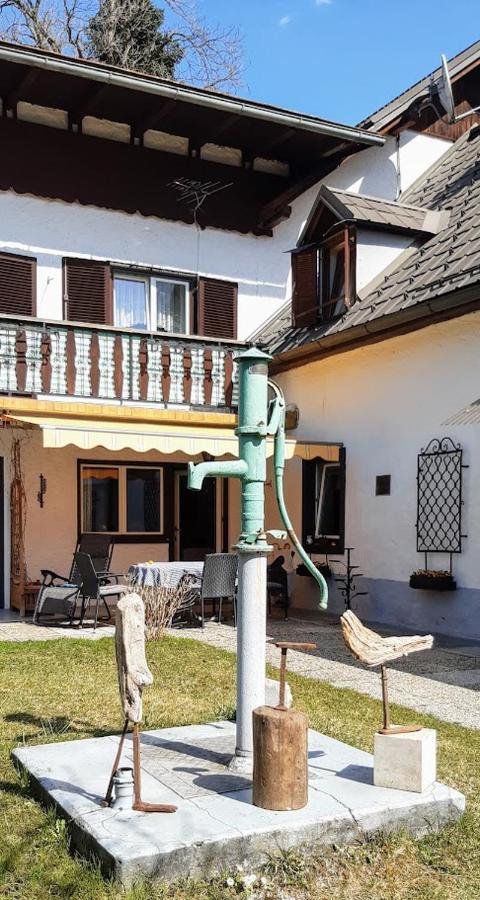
292 225 356 328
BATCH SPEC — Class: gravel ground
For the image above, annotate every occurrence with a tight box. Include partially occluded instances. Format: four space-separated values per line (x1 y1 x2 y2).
170 617 480 730
1 610 479 729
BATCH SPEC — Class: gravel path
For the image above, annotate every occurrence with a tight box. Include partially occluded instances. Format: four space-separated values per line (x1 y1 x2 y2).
170 618 480 730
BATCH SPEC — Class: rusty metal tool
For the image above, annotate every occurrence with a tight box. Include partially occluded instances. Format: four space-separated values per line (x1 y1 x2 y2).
275 642 317 709
103 721 177 813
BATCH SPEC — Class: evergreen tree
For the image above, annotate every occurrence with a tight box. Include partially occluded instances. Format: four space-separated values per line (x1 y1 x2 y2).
88 0 183 78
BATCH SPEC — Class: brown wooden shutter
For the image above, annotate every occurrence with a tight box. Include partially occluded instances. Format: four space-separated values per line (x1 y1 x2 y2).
292 246 318 328
63 258 112 324
0 252 36 316
197 277 237 339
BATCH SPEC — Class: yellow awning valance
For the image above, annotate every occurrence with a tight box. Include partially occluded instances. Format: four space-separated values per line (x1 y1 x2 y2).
4 407 340 462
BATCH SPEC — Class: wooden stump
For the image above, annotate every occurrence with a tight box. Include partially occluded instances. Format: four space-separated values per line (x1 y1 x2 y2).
252 705 308 811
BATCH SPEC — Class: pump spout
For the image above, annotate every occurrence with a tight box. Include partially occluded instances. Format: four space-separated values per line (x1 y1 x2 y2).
188 459 248 491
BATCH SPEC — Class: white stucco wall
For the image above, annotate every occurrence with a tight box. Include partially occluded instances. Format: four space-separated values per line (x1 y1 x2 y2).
275 311 480 639
0 128 453 345
355 228 414 292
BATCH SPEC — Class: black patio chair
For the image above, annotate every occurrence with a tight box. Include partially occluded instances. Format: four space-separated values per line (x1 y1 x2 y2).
75 552 129 630
267 556 289 619
34 534 116 625
187 553 238 628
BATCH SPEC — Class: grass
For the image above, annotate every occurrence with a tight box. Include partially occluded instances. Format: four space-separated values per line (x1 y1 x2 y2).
0 634 478 899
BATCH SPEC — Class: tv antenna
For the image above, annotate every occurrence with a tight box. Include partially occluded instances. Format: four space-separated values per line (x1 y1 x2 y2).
415 54 480 125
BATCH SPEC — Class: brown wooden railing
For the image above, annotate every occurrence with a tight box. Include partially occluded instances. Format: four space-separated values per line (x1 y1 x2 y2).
0 314 242 409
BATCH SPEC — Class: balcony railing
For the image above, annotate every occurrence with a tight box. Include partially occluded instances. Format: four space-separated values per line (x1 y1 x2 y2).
0 314 242 409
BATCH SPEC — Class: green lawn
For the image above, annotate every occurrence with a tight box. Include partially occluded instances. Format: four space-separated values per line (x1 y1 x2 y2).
0 635 478 899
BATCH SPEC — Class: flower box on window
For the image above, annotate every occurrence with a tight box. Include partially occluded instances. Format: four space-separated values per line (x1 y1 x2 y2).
409 570 457 591
296 562 331 579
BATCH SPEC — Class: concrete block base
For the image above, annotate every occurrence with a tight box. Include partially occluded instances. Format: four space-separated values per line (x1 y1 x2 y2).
374 728 437 793
13 721 462 887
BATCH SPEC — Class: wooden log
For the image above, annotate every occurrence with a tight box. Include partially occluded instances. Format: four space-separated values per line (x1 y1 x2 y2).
252 705 308 811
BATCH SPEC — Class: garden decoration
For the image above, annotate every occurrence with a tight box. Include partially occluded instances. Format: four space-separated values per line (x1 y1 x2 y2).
253 642 316 811
340 610 433 735
330 547 368 610
188 348 328 770
104 592 177 813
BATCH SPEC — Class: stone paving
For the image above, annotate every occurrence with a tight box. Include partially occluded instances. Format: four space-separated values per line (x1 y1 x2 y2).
13 720 464 886
171 617 480 730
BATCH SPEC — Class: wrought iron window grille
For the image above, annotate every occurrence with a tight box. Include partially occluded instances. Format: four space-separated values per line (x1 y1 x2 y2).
415 437 468 575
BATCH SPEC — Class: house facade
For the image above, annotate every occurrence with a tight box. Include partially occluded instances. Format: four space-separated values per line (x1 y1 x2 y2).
259 41 480 641
0 39 382 609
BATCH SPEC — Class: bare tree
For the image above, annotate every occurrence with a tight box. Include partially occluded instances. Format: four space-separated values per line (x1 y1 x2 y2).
0 0 245 90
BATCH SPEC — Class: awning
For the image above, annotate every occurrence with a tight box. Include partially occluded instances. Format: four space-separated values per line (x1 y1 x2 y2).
3 410 340 462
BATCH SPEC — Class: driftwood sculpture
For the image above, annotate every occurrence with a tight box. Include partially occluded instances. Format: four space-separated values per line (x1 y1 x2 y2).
340 610 433 735
104 593 176 813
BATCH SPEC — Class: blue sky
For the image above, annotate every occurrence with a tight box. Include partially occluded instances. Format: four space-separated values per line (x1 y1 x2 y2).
202 0 478 125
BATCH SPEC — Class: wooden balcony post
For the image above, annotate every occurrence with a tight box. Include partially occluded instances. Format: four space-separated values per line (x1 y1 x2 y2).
183 347 192 404
139 337 149 402
224 350 234 407
161 344 171 403
15 329 27 393
65 329 76 395
90 332 100 398
204 348 213 406
40 331 52 394
113 334 123 399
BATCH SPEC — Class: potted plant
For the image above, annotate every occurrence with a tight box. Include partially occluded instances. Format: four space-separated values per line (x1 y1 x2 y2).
409 569 457 591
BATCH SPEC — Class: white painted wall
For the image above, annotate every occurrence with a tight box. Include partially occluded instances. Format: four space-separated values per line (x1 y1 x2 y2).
356 228 414 292
0 129 453 345
275 311 480 639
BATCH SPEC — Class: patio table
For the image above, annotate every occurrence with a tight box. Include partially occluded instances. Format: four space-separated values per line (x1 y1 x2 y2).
128 560 204 589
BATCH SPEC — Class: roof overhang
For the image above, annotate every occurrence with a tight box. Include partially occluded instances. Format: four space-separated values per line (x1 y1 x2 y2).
270 283 480 374
0 41 384 234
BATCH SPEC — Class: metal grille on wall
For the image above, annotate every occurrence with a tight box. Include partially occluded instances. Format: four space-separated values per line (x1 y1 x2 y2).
416 437 466 556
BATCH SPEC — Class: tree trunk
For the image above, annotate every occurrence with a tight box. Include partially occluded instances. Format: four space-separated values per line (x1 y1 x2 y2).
252 705 308 811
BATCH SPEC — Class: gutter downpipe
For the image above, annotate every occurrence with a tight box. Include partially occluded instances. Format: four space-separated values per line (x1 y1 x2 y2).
0 45 385 148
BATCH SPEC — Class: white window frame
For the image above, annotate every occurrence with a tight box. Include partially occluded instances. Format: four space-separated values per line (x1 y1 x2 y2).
113 271 190 335
314 461 341 540
80 463 164 536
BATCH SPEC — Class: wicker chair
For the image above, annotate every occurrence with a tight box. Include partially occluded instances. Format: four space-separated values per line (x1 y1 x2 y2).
188 553 238 627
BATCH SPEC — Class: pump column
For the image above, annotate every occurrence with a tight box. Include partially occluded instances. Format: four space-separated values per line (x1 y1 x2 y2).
230 348 272 772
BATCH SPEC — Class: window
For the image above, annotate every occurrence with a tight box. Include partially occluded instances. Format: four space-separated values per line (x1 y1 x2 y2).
80 464 163 538
291 227 355 327
113 273 189 333
376 475 391 496
302 451 346 553
319 229 355 320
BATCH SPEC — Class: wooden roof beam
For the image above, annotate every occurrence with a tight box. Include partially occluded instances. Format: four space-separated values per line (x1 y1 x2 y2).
68 83 109 131
3 66 37 115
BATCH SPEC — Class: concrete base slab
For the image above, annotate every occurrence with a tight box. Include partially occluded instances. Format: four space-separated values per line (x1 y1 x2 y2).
13 721 465 887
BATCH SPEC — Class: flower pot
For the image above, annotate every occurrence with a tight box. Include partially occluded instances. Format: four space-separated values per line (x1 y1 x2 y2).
409 573 457 591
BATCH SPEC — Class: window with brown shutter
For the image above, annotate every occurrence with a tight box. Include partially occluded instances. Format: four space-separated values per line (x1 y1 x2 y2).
197 277 237 339
63 258 113 324
0 252 36 317
291 246 318 328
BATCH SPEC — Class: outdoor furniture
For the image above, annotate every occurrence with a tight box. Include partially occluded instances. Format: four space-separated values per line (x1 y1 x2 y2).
75 552 129 630
34 534 115 625
188 553 238 627
128 560 206 632
267 556 289 619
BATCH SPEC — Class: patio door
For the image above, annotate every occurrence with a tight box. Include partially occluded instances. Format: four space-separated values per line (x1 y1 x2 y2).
174 470 218 561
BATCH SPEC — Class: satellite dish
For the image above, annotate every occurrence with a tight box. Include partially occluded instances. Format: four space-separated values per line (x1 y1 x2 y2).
436 54 456 124
428 53 480 125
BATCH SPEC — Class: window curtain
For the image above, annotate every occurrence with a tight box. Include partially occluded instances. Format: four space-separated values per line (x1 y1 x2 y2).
156 281 185 333
114 278 148 329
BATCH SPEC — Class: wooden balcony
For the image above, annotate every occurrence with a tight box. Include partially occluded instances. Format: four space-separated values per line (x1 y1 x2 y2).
0 314 243 410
